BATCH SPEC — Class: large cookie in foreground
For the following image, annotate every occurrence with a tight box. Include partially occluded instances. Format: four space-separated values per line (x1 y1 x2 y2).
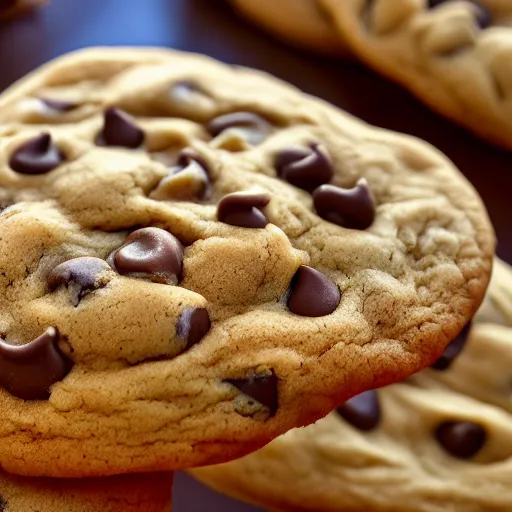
191 258 512 512
319 0 512 150
0 47 494 477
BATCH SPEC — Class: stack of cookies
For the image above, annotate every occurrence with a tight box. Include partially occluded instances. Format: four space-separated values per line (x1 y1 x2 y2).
192 257 512 511
0 46 494 510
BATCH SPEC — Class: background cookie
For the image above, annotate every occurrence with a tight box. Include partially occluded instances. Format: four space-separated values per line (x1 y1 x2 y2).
191 257 512 512
0 471 173 512
226 0 349 57
0 0 47 20
0 47 493 477
319 0 512 150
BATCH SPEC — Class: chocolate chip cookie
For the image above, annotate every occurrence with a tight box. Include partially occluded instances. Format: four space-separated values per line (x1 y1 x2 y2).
0 0 47 20
226 0 349 57
191 257 512 512
319 0 512 150
0 471 173 512
0 47 494 477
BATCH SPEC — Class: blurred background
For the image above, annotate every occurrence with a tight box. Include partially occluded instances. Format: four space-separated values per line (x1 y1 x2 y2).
1 1 510 510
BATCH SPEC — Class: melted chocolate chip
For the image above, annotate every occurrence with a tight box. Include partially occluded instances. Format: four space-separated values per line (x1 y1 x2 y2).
431 322 471 371
109 227 184 285
207 112 272 145
9 133 65 175
226 371 278 417
428 0 492 29
48 257 112 307
151 149 210 201
435 421 486 459
313 178 376 230
275 144 333 192
96 108 144 148
0 327 71 400
287 265 340 317
176 307 211 350
336 390 381 431
40 98 78 112
217 192 270 229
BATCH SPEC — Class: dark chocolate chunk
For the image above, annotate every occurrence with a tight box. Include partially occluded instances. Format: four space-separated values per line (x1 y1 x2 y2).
176 307 211 350
207 112 272 145
9 133 65 175
312 178 376 230
151 149 210 201
428 0 492 29
109 227 184 285
217 192 270 229
336 390 381 431
0 327 71 400
96 108 144 148
435 421 487 459
287 265 340 317
48 257 112 307
431 322 472 371
275 144 333 192
226 371 278 417
40 98 78 112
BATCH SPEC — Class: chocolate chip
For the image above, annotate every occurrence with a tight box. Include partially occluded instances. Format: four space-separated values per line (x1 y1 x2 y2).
40 98 78 112
336 390 381 431
48 257 112 307
0 327 71 400
176 307 211 350
151 149 210 201
217 192 270 229
287 265 340 317
225 371 278 417
428 0 492 29
96 108 144 148
207 112 272 145
275 144 333 192
312 178 376 230
431 321 471 371
435 421 486 459
9 133 65 175
109 227 184 285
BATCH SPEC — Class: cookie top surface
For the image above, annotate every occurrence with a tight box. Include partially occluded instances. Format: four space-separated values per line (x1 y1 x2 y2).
0 47 493 477
191 258 512 512
227 0 349 57
319 0 512 150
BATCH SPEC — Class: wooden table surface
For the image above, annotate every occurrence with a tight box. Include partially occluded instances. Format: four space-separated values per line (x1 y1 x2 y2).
1 1 510 510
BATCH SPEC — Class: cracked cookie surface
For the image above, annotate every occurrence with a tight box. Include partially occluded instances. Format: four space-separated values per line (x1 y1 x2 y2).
319 0 512 150
191 258 512 512
0 47 494 477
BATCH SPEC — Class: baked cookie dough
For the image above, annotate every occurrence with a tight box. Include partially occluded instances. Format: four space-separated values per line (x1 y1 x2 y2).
319 0 512 150
0 47 494 477
191 257 512 512
226 0 349 57
0 471 173 512
0 0 47 20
